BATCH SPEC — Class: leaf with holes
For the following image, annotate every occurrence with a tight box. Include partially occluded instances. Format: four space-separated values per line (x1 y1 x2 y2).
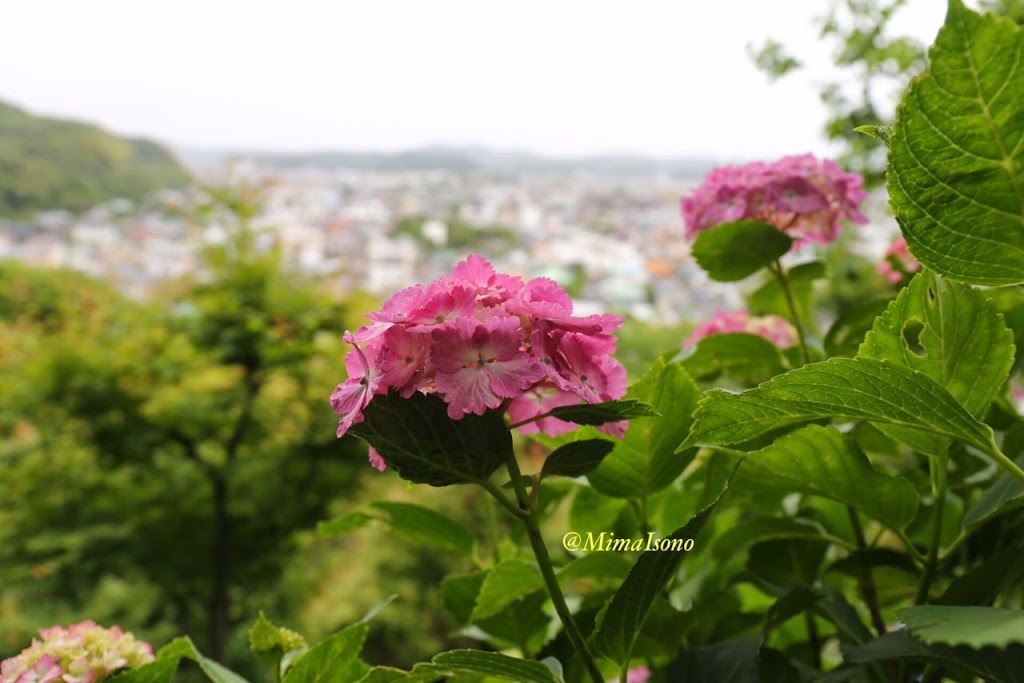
888 0 1024 285
858 270 1014 453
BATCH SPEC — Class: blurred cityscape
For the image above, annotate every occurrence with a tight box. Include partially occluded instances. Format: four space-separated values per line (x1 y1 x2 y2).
0 153 899 326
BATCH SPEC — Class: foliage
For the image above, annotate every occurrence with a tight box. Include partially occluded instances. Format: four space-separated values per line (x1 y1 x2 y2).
0 100 190 217
5 3 1024 682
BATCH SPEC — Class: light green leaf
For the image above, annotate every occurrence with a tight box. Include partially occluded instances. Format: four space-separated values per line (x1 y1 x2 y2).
900 605 1024 648
680 332 787 385
541 439 616 479
729 425 918 529
888 0 1024 285
690 220 793 282
859 271 1014 453
470 559 544 622
282 622 368 683
248 612 307 680
316 511 374 537
682 357 996 457
107 658 180 683
748 261 824 322
349 390 511 486
430 650 562 683
591 497 719 664
369 502 475 557
549 398 658 426
155 637 251 683
588 359 701 498
854 124 893 146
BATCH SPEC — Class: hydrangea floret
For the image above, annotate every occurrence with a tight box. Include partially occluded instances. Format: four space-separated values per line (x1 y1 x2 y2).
680 153 868 245
1 621 154 683
684 309 798 350
331 254 628 469
877 235 921 283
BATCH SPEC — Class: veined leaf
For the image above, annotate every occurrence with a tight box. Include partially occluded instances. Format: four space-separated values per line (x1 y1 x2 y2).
900 605 1024 649
469 559 544 622
549 398 658 425
682 357 996 456
680 332 787 385
691 220 793 282
369 502 475 557
888 0 1024 285
588 359 700 498
728 425 918 529
541 439 616 479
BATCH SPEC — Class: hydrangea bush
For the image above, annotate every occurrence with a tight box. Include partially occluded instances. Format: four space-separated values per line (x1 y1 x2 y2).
8 2 1023 682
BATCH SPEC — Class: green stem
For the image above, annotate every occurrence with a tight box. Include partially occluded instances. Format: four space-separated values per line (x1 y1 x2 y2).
502 455 605 683
985 439 1024 488
894 528 927 566
847 506 888 636
914 454 948 606
769 260 811 365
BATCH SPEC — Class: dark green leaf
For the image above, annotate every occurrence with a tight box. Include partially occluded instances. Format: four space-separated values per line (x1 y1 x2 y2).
730 425 918 529
588 359 701 498
666 635 762 682
590 496 720 664
844 632 1024 683
549 398 658 425
541 439 616 478
963 426 1024 528
680 333 787 385
888 0 1024 285
441 571 486 624
691 220 793 282
899 605 1024 648
682 358 996 457
712 516 833 563
823 298 891 358
369 502 475 557
349 390 512 486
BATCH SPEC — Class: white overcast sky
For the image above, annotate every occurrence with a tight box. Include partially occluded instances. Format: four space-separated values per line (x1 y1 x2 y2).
0 1 949 159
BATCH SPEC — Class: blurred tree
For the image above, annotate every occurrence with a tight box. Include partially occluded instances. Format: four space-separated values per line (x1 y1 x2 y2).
749 0 1024 187
0 179 365 671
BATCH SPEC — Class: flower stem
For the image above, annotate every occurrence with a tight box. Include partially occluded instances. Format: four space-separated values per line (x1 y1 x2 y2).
984 438 1024 488
768 259 811 365
501 454 605 683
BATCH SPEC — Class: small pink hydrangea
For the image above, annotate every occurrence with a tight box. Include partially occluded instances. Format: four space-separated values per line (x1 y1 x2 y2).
681 154 868 245
331 255 629 469
607 666 650 683
877 236 921 283
684 310 798 349
1 622 154 683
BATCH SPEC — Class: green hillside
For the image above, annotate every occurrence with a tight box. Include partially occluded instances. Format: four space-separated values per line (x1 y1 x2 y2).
0 100 191 218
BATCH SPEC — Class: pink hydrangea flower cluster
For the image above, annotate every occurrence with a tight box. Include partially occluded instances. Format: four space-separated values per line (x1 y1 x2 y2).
331 254 628 470
680 154 868 245
684 310 798 350
877 236 921 283
1 621 154 683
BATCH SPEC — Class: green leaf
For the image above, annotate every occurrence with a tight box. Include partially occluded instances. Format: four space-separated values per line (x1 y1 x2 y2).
730 425 919 529
843 632 1024 683
887 0 1024 286
711 516 834 563
859 271 1015 453
899 605 1024 649
963 426 1024 528
591 496 720 664
541 439 616 478
682 357 996 457
665 635 761 682
548 398 658 425
430 650 561 683
764 586 873 645
248 612 307 680
748 261 824 322
316 511 375 537
588 360 701 498
470 559 544 622
349 390 512 486
369 502 475 557
854 124 893 146
824 298 892 358
690 220 793 282
157 637 252 683
680 333 787 385
441 571 486 624
282 622 368 683
108 658 180 683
